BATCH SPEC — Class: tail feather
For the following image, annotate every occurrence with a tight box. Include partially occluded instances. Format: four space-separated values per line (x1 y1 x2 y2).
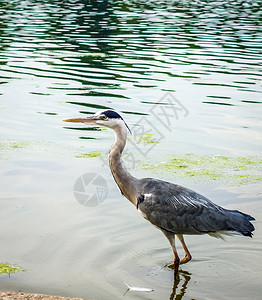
230 209 255 221
227 209 255 237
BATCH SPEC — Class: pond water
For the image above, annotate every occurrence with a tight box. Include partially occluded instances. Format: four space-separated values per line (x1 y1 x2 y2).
0 0 262 299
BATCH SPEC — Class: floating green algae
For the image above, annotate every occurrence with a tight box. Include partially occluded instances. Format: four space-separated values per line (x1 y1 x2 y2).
142 154 262 185
0 263 23 275
0 141 30 150
0 141 31 159
75 151 102 158
129 133 160 144
140 133 159 144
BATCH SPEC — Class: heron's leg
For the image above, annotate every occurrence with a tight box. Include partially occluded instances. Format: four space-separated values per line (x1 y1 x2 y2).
161 230 180 273
176 234 192 265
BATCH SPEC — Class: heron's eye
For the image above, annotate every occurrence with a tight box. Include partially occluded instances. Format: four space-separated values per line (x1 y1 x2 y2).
102 115 107 120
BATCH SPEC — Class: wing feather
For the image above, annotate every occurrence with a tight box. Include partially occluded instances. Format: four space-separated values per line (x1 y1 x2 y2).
137 178 252 236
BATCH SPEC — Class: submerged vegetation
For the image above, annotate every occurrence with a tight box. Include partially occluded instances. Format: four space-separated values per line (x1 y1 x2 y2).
142 154 262 185
128 133 160 144
0 141 30 150
0 141 31 159
139 133 160 144
1 140 261 185
0 263 23 276
75 151 102 158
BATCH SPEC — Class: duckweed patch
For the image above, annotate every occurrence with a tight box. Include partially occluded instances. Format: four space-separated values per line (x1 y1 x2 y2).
76 151 102 158
141 134 159 144
0 141 30 150
0 263 23 275
142 154 262 185
0 141 31 159
129 133 160 144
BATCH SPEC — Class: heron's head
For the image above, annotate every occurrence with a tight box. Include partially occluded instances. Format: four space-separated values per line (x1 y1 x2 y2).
63 110 131 132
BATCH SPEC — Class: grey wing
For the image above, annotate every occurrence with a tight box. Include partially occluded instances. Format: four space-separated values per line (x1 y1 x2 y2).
136 181 254 236
137 191 224 235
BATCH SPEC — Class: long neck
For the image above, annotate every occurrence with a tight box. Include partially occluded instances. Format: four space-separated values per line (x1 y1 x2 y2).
109 124 138 205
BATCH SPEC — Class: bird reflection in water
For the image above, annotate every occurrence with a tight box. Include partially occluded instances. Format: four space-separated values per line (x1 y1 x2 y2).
170 270 191 300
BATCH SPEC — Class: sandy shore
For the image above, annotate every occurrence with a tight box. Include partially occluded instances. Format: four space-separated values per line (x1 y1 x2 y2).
0 291 86 300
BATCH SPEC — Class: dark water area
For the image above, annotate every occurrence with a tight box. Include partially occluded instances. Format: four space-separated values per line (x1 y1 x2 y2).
0 0 261 152
0 0 262 299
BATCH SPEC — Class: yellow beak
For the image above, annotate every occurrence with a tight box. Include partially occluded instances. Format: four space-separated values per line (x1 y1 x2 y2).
63 116 98 123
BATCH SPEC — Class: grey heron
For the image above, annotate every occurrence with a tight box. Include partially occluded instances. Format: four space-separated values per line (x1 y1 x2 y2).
64 110 255 273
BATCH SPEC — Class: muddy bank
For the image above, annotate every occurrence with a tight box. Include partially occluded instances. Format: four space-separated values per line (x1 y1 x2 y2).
0 291 87 300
